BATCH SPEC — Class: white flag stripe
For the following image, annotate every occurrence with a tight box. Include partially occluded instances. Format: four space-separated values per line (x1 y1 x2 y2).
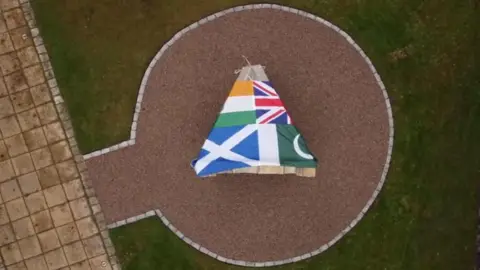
194 125 257 173
255 106 284 110
257 124 280 165
221 96 254 113
203 140 258 165
217 124 257 149
255 96 278 99
193 150 220 174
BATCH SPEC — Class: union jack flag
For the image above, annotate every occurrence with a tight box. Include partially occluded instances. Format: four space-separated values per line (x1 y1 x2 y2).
253 81 292 124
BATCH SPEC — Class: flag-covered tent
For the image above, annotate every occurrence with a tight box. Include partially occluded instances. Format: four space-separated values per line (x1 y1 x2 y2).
191 64 317 178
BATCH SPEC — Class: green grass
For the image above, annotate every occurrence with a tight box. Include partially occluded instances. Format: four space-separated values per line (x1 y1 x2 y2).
32 0 480 269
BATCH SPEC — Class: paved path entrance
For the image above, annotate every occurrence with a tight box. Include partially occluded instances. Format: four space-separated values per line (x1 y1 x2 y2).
0 0 117 269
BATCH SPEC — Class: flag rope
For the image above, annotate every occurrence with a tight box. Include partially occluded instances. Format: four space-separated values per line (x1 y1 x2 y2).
234 55 266 80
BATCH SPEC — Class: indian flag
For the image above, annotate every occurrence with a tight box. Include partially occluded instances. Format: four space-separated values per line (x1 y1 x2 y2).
214 81 257 127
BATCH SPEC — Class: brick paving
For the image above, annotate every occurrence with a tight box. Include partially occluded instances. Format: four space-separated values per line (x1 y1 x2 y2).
0 0 118 269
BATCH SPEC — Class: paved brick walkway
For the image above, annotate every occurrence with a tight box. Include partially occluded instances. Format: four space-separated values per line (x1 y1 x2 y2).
0 0 118 269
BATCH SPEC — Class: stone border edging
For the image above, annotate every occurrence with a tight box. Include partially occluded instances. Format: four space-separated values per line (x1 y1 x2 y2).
21 0 121 269
97 4 395 267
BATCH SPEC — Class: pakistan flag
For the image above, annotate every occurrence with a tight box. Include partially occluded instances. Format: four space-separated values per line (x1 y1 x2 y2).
276 125 317 167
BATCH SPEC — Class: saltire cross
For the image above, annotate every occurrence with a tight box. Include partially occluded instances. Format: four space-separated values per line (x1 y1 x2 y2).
254 81 292 124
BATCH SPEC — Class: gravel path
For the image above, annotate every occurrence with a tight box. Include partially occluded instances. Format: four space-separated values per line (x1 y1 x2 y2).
86 8 390 262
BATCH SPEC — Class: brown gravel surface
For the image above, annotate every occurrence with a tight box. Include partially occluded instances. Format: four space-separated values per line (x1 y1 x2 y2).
86 8 390 262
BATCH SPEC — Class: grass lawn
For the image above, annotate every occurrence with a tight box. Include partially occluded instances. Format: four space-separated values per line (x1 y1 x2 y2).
32 0 479 269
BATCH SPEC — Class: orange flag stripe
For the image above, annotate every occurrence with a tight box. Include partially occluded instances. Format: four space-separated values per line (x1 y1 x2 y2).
229 80 253 97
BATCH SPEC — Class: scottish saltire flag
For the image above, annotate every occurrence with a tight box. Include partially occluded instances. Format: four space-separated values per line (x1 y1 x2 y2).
191 65 316 177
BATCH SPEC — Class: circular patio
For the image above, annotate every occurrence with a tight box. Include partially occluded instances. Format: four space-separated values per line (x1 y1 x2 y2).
86 5 393 265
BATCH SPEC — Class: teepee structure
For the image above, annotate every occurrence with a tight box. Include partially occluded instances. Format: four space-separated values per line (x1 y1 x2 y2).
191 63 317 178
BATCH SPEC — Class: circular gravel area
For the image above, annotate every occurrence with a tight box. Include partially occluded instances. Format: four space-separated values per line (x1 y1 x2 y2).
86 6 392 264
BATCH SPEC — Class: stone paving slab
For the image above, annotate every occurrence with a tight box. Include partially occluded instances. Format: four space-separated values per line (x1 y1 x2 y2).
0 0 118 269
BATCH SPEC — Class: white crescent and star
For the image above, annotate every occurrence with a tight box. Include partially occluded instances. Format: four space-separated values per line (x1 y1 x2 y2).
293 134 314 160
